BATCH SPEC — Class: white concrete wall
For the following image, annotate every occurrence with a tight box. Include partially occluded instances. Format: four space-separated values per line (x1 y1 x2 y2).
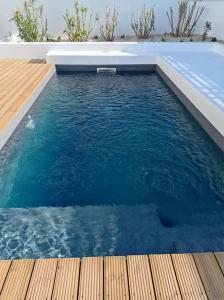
0 0 223 40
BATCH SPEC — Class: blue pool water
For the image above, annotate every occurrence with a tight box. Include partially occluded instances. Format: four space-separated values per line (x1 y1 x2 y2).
0 72 224 259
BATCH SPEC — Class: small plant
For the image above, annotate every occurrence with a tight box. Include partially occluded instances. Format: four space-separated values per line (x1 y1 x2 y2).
131 4 155 39
64 0 92 42
98 7 118 41
202 21 211 41
11 0 47 42
166 0 206 37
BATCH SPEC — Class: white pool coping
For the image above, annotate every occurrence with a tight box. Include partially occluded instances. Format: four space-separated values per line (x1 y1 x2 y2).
0 42 223 151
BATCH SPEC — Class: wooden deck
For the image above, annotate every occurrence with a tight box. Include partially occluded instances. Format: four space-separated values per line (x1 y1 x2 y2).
0 253 224 299
0 59 53 132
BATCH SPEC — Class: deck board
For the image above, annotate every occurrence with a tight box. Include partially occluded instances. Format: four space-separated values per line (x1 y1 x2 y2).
127 255 155 300
25 258 58 300
214 252 224 274
0 259 34 300
0 253 223 299
0 59 53 132
0 260 11 294
149 254 182 300
193 253 224 299
78 257 103 300
104 256 129 300
172 254 207 300
52 258 80 300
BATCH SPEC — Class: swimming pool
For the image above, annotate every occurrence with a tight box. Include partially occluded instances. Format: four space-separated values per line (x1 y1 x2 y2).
0 71 224 258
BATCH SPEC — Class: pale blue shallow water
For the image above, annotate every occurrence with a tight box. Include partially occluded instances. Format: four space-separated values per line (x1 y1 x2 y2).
0 72 224 259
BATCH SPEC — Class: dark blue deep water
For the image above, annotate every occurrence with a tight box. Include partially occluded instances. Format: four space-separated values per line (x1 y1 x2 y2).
0 72 224 259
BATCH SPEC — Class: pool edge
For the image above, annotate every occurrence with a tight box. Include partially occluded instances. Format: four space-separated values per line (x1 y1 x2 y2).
156 63 224 153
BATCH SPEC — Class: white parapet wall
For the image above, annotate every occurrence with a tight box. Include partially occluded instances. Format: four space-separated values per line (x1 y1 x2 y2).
0 0 223 40
0 0 205 38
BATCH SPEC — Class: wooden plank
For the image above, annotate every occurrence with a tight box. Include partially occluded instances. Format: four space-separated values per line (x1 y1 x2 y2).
194 253 224 299
0 60 20 72
52 258 80 300
25 258 58 300
172 254 207 300
0 259 34 300
149 254 182 300
0 260 11 293
127 255 155 300
0 61 28 81
9 68 52 114
0 62 36 88
0 64 43 116
0 112 15 131
215 252 224 273
0 64 39 103
14 67 53 109
0 60 53 131
78 257 103 300
104 256 129 300
0 60 29 82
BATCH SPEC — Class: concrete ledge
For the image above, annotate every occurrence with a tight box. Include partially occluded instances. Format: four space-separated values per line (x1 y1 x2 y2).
0 42 216 60
47 50 157 65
